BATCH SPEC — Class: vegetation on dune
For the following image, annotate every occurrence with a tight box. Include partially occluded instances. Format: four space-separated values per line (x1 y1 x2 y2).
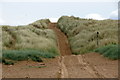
29 19 50 29
57 16 118 59
2 19 59 64
1 16 119 64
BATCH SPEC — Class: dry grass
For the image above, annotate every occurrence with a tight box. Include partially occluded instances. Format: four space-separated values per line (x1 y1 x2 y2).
29 19 50 28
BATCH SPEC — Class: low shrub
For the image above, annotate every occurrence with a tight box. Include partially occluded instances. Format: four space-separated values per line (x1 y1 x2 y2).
2 59 14 65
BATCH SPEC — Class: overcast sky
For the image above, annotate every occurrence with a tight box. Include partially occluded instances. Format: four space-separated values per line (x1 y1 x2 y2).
0 0 119 26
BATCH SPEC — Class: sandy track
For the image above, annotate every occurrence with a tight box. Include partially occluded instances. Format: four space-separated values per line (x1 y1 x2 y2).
49 23 72 56
2 23 118 78
83 53 118 78
59 54 118 78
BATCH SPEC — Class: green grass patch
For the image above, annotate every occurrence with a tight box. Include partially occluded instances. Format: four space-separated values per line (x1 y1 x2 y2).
94 44 119 60
2 49 59 64
3 49 59 61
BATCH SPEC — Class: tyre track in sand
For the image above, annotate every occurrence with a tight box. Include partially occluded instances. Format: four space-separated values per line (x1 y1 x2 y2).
49 23 70 78
77 55 105 78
